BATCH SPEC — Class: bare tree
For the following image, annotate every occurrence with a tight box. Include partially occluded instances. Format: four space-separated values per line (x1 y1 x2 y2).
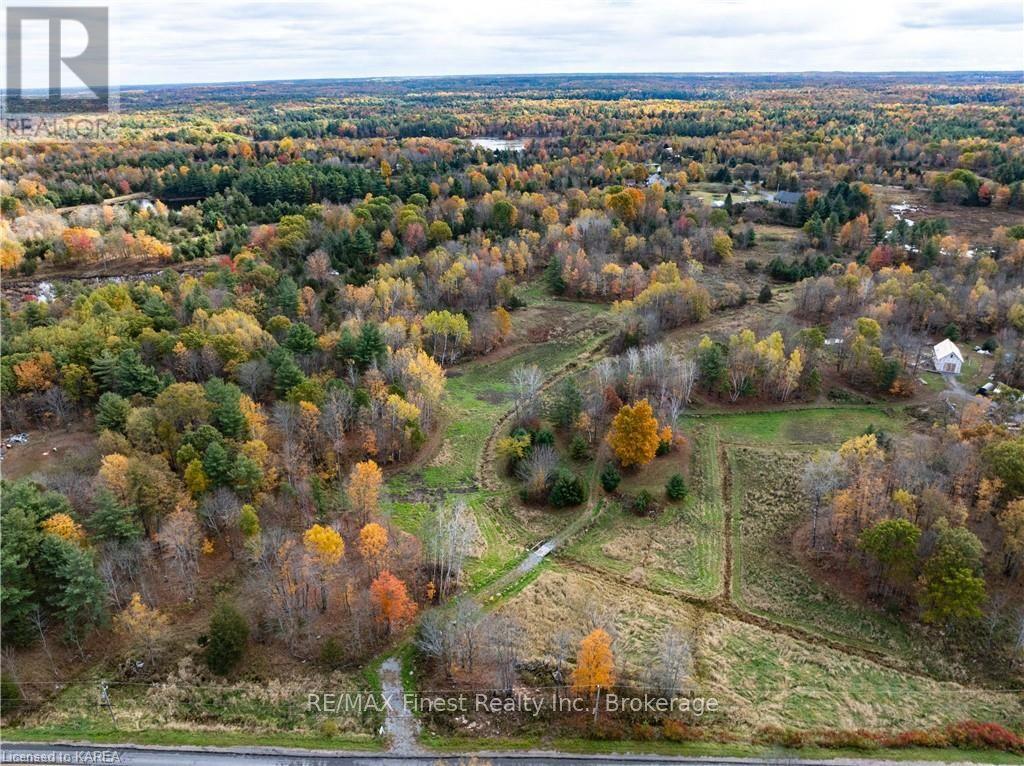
801 451 845 550
486 614 524 694
517 445 558 500
645 630 692 696
157 510 201 598
199 487 241 537
40 386 74 428
417 610 456 678
423 500 480 598
234 359 272 399
453 599 483 674
30 605 56 675
510 364 543 424
677 357 698 405
549 628 575 700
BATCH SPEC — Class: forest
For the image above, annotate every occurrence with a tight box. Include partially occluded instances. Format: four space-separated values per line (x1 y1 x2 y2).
1 72 1023 758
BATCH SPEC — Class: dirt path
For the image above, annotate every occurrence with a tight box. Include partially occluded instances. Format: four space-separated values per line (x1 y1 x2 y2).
716 429 733 601
379 657 420 754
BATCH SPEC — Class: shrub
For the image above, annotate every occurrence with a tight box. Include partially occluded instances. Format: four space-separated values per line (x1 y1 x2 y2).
204 600 249 675
744 259 760 273
945 721 1023 753
549 469 586 508
569 434 590 461
533 428 555 446
981 337 998 352
1 674 21 712
630 490 656 516
600 464 621 492
320 636 345 669
757 284 773 303
663 719 700 742
318 719 339 737
666 473 688 500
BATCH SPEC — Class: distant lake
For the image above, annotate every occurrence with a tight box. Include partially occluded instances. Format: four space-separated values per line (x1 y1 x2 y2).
469 137 527 151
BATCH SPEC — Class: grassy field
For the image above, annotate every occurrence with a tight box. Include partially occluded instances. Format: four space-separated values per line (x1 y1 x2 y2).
499 567 1024 734
564 428 725 599
726 445 957 673
685 405 906 447
417 298 607 490
8 663 380 746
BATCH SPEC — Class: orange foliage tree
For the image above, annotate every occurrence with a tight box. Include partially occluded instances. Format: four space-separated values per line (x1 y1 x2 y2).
607 398 660 468
571 628 615 695
358 522 389 574
346 459 383 523
369 570 417 634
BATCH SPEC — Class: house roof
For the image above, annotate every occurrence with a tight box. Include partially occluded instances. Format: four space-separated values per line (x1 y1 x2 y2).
933 339 964 361
774 190 803 204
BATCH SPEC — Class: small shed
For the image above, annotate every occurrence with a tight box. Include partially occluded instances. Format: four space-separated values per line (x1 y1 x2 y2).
933 339 964 374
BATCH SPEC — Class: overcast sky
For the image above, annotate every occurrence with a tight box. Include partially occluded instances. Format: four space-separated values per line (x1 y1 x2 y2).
9 0 1024 87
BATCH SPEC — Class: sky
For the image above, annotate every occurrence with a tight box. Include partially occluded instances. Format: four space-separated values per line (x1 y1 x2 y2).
6 0 1023 88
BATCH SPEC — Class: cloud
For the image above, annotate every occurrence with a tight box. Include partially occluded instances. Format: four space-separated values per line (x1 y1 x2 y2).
901 0 1023 28
13 0 1021 87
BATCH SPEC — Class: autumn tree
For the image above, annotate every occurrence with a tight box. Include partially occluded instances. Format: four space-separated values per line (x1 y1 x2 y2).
358 522 389 574
303 523 345 611
346 459 383 524
115 593 170 663
370 570 417 635
157 509 201 598
607 398 660 468
571 628 615 696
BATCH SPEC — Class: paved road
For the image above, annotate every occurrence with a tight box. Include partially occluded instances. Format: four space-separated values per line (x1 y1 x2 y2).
0 742 930 766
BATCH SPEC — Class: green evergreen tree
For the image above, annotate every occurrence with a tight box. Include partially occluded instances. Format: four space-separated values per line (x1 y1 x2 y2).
550 378 583 429
285 322 318 355
666 473 688 501
205 600 249 675
355 323 386 371
202 441 233 486
205 378 247 440
95 392 131 432
548 469 586 508
600 464 621 493
87 490 143 543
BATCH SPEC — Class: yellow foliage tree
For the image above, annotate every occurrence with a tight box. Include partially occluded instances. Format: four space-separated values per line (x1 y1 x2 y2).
358 522 389 572
607 398 661 468
347 459 383 523
41 512 85 544
571 628 615 695
303 524 345 567
98 453 131 504
115 593 170 661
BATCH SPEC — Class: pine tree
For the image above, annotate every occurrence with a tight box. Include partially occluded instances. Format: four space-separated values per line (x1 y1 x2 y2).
202 441 232 486
355 323 386 371
205 601 249 674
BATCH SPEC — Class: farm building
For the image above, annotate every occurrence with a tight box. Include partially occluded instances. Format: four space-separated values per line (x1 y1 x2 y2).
933 339 963 374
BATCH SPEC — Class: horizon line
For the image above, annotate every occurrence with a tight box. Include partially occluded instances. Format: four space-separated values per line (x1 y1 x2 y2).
103 69 1024 91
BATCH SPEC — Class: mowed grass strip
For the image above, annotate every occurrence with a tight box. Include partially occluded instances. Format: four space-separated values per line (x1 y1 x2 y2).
423 321 604 490
686 405 905 447
562 427 725 599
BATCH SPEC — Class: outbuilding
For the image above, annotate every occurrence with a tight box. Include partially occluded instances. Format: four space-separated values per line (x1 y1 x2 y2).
933 339 964 374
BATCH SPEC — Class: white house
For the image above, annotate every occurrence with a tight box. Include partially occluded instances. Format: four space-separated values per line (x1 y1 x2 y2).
933 339 964 374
